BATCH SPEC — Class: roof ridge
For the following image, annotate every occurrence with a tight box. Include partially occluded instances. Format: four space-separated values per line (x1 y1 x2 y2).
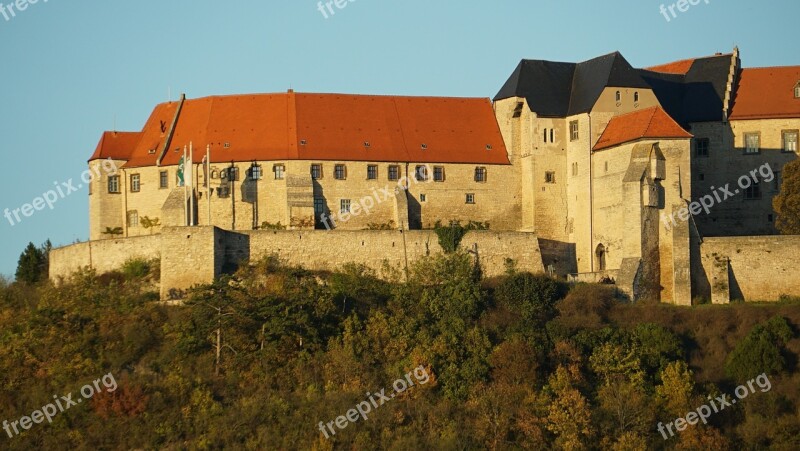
643 107 659 135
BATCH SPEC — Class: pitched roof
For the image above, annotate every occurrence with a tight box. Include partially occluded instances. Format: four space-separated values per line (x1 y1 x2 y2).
494 52 650 117
89 131 142 162
92 92 510 168
639 53 734 125
593 106 692 151
729 67 800 120
645 58 696 75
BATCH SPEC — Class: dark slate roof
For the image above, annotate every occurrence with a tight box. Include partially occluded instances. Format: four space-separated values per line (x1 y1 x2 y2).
494 60 575 117
495 51 733 124
494 52 650 117
640 54 733 125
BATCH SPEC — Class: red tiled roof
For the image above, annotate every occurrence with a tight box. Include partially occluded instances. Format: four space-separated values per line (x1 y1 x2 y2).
99 92 510 168
89 131 142 162
594 106 692 151
645 58 697 75
729 67 800 120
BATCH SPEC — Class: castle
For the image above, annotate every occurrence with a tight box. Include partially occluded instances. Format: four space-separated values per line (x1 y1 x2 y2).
50 48 800 304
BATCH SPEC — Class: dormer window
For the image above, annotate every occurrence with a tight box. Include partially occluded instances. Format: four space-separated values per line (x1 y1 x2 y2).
795 82 800 98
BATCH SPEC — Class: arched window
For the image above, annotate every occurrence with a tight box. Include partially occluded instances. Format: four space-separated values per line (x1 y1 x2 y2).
634 91 640 103
795 81 800 98
615 91 621 102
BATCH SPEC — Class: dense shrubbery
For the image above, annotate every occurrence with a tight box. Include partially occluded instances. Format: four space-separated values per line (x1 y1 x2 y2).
0 253 799 450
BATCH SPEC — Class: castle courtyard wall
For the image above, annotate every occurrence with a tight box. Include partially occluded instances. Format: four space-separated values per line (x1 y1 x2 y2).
696 235 800 303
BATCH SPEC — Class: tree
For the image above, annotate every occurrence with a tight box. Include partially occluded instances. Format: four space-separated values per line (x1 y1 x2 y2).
546 366 594 450
656 361 695 418
725 315 793 381
15 241 46 284
773 159 800 234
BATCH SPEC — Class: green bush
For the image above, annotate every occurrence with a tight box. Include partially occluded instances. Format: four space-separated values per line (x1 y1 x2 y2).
121 258 152 280
725 315 794 381
433 220 489 253
494 272 567 326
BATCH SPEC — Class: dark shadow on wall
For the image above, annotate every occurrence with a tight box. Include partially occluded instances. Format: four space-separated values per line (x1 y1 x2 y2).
312 180 332 230
538 239 577 277
407 193 422 230
728 265 744 302
217 231 250 275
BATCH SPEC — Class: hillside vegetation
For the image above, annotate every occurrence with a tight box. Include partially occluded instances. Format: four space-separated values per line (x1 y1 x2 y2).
1 253 799 450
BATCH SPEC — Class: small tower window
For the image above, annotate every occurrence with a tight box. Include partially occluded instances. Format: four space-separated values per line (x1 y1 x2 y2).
634 92 640 103
615 91 621 102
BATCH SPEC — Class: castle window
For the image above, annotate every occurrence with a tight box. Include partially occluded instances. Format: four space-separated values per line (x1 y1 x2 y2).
550 129 554 143
545 171 556 184
604 161 609 173
634 92 640 103
474 167 487 183
160 170 169 189
570 121 579 141
513 102 523 118
744 181 761 200
314 197 324 214
543 128 548 143
311 164 322 180
388 165 400 181
695 138 710 157
130 174 141 193
783 130 798 153
127 210 139 228
572 162 578 176
466 193 475 204
744 133 760 154
420 194 427 202
340 199 351 214
433 166 445 182
415 165 429 181
795 82 800 98
108 176 120 194
272 164 284 180
615 91 621 102
248 165 263 180
367 165 378 180
334 164 347 180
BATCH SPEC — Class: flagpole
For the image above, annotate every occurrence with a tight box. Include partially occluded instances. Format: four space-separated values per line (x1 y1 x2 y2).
190 141 195 226
183 146 188 226
207 144 212 226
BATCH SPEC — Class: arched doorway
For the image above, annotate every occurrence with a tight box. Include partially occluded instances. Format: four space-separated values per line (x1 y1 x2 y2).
595 244 606 272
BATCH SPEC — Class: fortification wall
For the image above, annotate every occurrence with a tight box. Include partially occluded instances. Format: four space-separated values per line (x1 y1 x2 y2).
242 229 544 278
697 236 800 303
49 235 161 280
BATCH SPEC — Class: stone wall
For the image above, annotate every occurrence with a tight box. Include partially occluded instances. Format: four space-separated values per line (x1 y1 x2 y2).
243 229 544 278
696 235 800 303
51 227 545 298
49 235 161 280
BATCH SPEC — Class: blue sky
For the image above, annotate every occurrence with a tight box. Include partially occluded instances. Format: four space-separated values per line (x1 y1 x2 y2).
0 0 797 277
